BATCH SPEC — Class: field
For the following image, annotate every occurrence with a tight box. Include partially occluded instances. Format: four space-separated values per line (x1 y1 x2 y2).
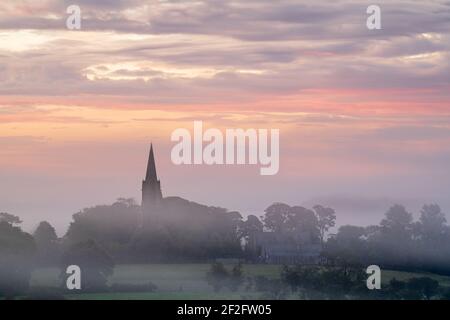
30 264 450 300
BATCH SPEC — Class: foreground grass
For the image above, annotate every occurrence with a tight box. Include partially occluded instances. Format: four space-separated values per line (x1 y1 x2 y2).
30 263 450 300
65 291 261 300
31 264 281 292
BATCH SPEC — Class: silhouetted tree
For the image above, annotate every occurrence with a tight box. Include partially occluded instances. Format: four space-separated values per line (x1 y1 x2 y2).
287 206 320 243
380 204 413 240
240 215 263 259
64 198 140 261
313 205 336 246
240 215 263 241
324 225 366 267
33 221 60 267
228 263 244 292
281 265 366 299
406 277 440 300
132 197 243 262
262 203 291 233
61 240 114 292
34 221 58 243
206 262 229 292
0 212 22 225
0 220 36 299
262 203 320 244
417 204 448 243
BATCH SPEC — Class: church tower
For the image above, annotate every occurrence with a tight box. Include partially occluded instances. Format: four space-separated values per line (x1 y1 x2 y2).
142 143 162 212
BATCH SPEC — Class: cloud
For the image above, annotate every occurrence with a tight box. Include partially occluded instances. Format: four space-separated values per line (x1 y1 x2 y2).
0 0 448 111
0 135 49 147
372 125 450 141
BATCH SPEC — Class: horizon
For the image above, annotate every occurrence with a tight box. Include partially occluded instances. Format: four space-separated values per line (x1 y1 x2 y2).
9 141 450 236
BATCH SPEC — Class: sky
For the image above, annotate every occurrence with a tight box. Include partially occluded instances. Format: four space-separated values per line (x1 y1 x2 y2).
0 0 449 234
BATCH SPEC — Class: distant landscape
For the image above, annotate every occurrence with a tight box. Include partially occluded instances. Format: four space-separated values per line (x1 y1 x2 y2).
3 196 450 300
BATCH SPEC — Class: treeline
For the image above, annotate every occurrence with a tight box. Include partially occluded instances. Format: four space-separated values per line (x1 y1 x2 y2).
205 263 450 300
62 198 336 262
65 197 243 262
324 204 450 275
0 198 337 297
2 199 450 298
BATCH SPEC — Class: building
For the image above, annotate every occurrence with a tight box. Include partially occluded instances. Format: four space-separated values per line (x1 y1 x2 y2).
142 143 162 213
140 143 322 264
254 232 322 265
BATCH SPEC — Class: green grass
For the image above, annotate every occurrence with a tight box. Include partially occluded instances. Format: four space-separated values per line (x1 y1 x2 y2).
65 291 259 300
30 264 450 300
31 264 282 292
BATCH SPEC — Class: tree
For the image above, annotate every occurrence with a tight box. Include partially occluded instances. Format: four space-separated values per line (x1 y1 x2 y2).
60 240 114 292
375 205 415 267
240 215 263 240
287 206 320 243
417 204 448 243
240 215 263 259
262 203 320 243
336 225 366 241
0 212 22 225
0 221 36 298
34 221 58 244
324 225 367 267
388 278 406 299
33 221 60 266
313 205 336 246
406 277 440 300
206 262 229 292
380 204 413 236
64 198 141 260
262 203 291 233
228 263 244 292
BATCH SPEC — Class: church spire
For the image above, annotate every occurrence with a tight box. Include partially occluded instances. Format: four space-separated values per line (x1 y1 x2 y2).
142 143 162 212
145 143 158 181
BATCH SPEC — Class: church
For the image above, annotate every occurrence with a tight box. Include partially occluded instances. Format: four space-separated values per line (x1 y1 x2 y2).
139 143 321 264
135 144 245 261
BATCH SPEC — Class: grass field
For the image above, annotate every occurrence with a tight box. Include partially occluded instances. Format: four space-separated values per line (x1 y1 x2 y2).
30 264 450 300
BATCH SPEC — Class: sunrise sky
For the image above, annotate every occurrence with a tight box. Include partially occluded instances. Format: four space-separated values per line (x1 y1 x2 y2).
1 0 449 233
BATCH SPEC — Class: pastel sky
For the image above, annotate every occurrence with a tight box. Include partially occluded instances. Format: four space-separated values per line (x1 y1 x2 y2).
1 0 449 234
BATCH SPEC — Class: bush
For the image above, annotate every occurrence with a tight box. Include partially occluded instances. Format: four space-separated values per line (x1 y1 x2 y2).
206 262 229 292
228 263 243 292
253 276 288 300
60 240 115 292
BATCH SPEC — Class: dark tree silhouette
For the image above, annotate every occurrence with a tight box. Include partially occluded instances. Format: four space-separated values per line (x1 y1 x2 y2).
61 240 114 292
287 206 320 243
417 204 448 243
0 220 36 298
34 221 58 243
380 204 414 239
0 212 22 225
206 262 229 292
262 203 291 233
313 205 336 246
240 215 263 258
240 215 263 240
406 277 440 300
33 221 60 266
323 225 366 267
262 203 321 244
64 198 140 261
